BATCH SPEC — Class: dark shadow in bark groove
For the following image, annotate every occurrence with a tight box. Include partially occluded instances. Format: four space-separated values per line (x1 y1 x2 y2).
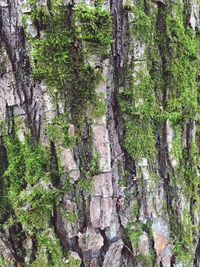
194 238 200 267
0 136 9 224
8 223 26 267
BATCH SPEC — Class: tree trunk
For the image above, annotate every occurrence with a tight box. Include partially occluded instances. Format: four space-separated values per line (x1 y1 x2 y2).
0 0 200 266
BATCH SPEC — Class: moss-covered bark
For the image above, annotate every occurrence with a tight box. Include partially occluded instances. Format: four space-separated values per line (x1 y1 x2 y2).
0 0 200 266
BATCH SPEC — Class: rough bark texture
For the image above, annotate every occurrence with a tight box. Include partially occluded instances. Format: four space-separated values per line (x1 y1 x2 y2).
0 0 200 266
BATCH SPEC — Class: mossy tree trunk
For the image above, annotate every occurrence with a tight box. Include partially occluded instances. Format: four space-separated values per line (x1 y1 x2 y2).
0 0 200 266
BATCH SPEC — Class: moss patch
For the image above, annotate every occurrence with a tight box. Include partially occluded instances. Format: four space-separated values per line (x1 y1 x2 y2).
24 0 112 125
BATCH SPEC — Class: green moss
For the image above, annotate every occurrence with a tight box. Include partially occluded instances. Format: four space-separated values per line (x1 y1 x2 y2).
24 1 112 125
74 3 112 49
171 209 194 264
46 114 77 148
123 121 155 159
120 2 199 266
132 5 152 41
4 135 48 186
126 222 153 267
15 183 61 230
29 229 66 267
2 131 69 264
0 257 10 267
137 254 153 267
164 3 198 121
65 255 81 267
91 93 106 118
129 231 141 250
171 125 182 164
118 2 160 160
0 134 61 262
123 0 134 11
64 212 78 223
3 134 62 231
75 145 99 192
157 2 199 189
77 177 92 191
160 3 199 263
3 135 26 202
88 153 100 176
119 73 156 159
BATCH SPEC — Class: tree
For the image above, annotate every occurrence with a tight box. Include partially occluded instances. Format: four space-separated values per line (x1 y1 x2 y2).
0 0 199 266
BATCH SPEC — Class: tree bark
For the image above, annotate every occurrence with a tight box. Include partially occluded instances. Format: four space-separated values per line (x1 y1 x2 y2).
0 0 200 266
